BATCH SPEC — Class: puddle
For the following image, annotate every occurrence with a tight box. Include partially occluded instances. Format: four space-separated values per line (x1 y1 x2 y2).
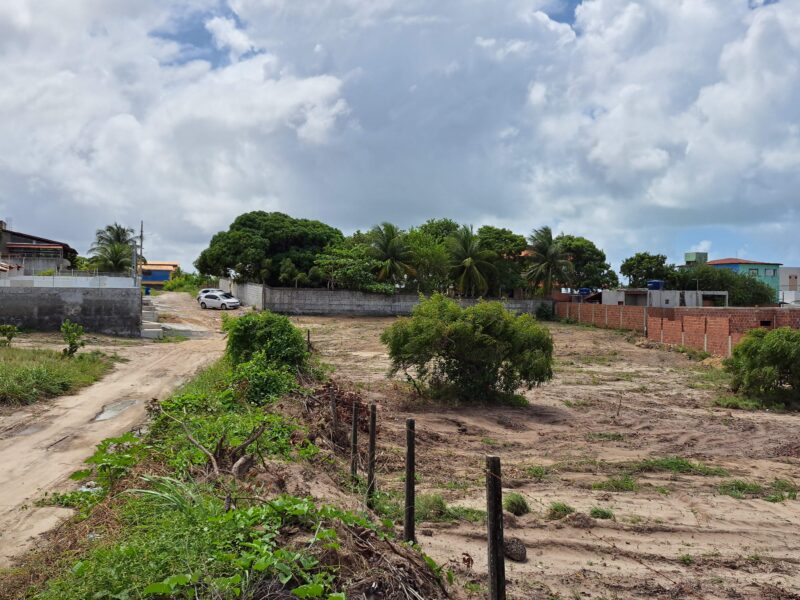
93 399 136 422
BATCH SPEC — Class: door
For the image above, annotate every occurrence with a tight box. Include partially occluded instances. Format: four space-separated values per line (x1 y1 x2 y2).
790 275 798 292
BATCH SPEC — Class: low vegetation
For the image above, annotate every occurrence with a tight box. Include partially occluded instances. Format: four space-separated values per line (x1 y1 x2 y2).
589 507 614 520
503 492 530 516
546 502 575 520
628 457 728 477
162 272 218 296
0 347 111 405
381 293 554 401
22 311 444 599
724 327 800 405
718 479 797 502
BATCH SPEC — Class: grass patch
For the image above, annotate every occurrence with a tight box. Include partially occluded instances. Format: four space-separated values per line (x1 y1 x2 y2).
0 347 111 405
714 395 764 410
546 502 575 520
688 367 730 390
586 432 624 442
525 465 549 480
589 507 614 520
675 346 710 361
592 474 639 492
415 494 485 523
628 457 728 477
718 480 764 499
155 335 190 344
503 493 530 516
678 553 694 566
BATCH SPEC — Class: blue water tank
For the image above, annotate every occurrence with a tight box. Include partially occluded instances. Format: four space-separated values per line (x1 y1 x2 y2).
578 287 591 296
647 280 665 290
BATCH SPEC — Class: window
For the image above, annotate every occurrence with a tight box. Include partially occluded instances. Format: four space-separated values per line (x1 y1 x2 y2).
749 268 759 276
765 268 776 277
205 295 218 300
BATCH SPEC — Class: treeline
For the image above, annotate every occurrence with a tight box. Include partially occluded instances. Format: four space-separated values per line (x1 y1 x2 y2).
195 212 618 297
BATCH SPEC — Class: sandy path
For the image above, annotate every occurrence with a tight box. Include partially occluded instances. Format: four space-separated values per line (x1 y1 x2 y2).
0 293 227 566
296 316 800 599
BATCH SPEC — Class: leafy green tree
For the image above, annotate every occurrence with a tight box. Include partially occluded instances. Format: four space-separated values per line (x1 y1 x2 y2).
524 226 573 297
381 293 554 401
195 212 342 284
477 225 527 296
447 225 495 297
369 222 415 284
671 265 775 306
620 252 676 288
314 244 393 294
91 242 133 273
277 258 309 288
416 218 459 243
556 234 619 289
405 229 450 294
725 327 800 400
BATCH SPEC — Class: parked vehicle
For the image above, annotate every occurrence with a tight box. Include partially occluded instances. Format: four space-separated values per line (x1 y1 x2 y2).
199 293 241 310
197 288 225 303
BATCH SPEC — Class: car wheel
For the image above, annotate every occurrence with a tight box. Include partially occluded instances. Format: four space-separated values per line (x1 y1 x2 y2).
200 302 207 309
221 304 228 310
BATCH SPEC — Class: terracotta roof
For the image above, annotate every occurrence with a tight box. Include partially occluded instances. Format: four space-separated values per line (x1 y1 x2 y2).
6 243 64 249
706 258 782 266
143 262 179 271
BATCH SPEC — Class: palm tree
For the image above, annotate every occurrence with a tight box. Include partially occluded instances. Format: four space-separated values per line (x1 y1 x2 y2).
91 242 133 273
90 223 135 254
369 222 415 284
447 225 495 297
524 226 573 297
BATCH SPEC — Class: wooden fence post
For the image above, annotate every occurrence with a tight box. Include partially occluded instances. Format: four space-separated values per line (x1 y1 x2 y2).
404 418 416 543
367 403 377 507
350 402 359 483
486 455 505 600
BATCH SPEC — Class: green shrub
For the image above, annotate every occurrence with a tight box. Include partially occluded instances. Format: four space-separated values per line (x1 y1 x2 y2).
724 327 800 400
546 502 575 520
381 293 554 401
503 492 530 516
0 324 18 346
162 272 218 296
535 303 554 321
525 465 548 480
592 474 639 492
629 457 728 477
224 311 308 368
61 319 85 358
234 351 298 406
718 480 764 499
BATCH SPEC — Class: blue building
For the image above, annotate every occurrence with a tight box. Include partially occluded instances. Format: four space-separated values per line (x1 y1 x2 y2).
707 258 781 302
141 261 179 288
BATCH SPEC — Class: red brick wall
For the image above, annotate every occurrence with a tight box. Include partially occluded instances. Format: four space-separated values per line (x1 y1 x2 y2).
706 317 730 356
662 318 683 345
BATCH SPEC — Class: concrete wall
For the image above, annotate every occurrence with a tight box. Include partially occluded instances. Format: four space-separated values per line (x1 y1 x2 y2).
219 279 553 317
0 287 141 336
0 275 136 288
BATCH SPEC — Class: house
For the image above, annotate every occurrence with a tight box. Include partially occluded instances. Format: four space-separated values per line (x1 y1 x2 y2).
706 258 781 301
601 288 728 308
141 261 180 288
779 267 800 304
682 252 708 268
0 220 77 275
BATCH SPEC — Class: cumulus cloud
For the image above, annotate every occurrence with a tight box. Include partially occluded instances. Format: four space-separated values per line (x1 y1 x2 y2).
1 0 799 270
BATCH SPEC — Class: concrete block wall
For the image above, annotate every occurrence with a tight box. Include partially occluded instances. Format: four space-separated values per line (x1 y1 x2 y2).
0 287 141 336
219 279 552 317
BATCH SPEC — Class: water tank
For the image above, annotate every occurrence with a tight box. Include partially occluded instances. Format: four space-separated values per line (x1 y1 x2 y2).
647 280 665 290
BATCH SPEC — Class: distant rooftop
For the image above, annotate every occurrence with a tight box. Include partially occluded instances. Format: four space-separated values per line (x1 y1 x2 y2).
706 258 782 266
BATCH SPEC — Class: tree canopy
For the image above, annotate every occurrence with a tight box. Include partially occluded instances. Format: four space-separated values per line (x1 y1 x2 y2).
671 265 776 307
556 234 619 290
195 212 343 284
524 226 573 297
620 252 675 287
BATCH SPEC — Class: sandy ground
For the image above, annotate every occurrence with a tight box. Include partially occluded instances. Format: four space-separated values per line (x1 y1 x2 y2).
294 316 800 600
0 292 240 566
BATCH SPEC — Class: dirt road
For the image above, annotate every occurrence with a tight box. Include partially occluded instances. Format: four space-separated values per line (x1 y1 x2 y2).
297 316 800 599
0 293 231 566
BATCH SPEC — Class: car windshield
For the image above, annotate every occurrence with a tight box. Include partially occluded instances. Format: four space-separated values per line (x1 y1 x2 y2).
221 293 234 299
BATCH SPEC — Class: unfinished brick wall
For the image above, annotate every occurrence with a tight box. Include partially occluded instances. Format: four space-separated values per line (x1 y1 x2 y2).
555 302 800 357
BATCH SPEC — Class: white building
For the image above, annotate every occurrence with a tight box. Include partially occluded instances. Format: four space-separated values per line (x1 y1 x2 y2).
779 267 800 304
601 289 728 308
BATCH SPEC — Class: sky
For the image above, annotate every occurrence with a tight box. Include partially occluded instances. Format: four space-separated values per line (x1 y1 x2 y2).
0 0 798 273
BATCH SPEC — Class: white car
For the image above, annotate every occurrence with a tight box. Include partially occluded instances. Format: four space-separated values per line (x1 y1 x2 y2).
199 292 241 310
197 288 225 303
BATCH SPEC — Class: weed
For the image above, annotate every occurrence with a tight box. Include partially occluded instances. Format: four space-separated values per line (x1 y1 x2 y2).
0 324 18 346
503 493 530 516
589 507 614 520
678 553 694 566
592 475 638 492
415 494 486 523
714 395 764 411
629 457 728 477
675 346 710 361
464 581 482 593
765 479 798 502
481 437 500 446
60 319 85 358
547 502 575 520
36 489 103 519
155 335 189 344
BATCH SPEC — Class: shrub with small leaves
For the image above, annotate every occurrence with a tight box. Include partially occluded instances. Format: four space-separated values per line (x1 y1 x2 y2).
61 319 85 358
724 327 800 400
503 492 530 516
546 501 575 520
234 351 298 406
0 324 18 346
224 311 308 368
589 507 614 520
